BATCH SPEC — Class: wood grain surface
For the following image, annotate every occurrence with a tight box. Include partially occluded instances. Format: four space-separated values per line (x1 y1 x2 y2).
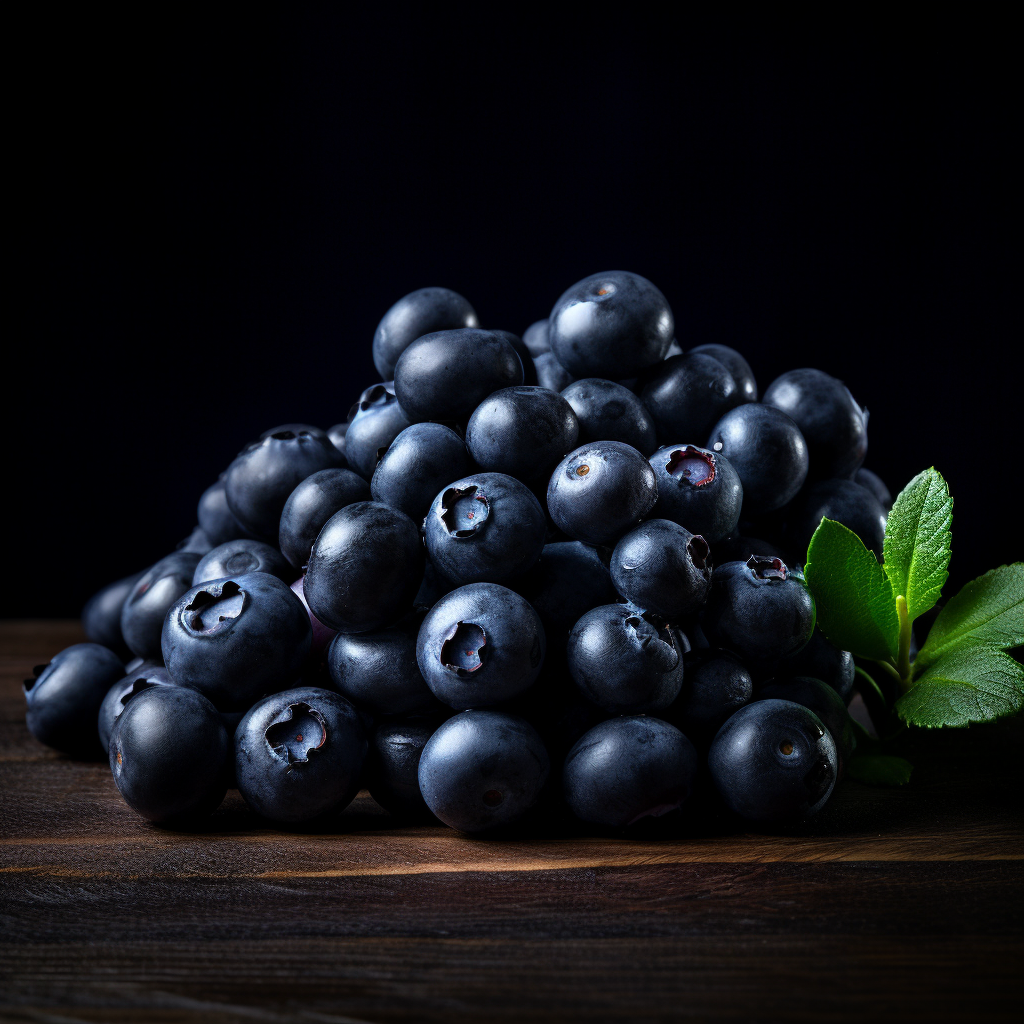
1 620 1021 1023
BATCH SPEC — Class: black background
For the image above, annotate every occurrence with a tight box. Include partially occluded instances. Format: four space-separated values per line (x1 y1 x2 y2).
8 12 1017 616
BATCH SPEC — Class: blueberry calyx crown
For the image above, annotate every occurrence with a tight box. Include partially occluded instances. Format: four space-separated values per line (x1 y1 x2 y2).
666 446 716 487
266 702 328 766
688 535 712 574
23 664 47 693
441 621 488 676
269 429 311 441
746 555 788 581
184 581 247 636
440 485 490 538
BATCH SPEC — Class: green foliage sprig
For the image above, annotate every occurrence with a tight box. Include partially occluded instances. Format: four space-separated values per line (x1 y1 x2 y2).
803 468 1023 781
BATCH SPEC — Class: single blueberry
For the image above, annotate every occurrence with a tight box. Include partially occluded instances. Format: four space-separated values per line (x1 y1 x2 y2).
610 520 712 621
24 643 125 754
641 352 743 444
522 319 551 356
563 717 698 827
785 478 888 558
702 556 816 662
567 604 687 714
97 663 178 752
193 539 295 586
466 386 579 486
371 422 472 524
417 582 546 709
688 344 758 402
373 287 478 380
82 571 144 659
706 404 809 516
649 444 743 543
176 526 214 555
547 441 658 547
665 650 753 740
162 572 312 711
279 467 371 568
110 685 228 823
776 628 855 702
512 541 619 652
120 551 203 660
756 677 855 774
394 328 523 423
328 612 441 716
708 699 838 822
424 473 546 585
234 687 366 823
344 382 412 480
534 351 575 392
548 271 674 379
854 467 892 511
763 368 868 480
561 378 657 455
197 477 251 547
305 502 424 634
225 427 344 541
326 421 348 458
366 718 442 820
418 710 550 832
492 330 538 385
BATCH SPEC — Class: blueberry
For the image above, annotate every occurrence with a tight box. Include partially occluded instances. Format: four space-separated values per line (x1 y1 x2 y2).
176 526 214 555
97 663 177 752
534 351 575 392
305 502 424 633
854 467 893 511
259 422 332 443
162 572 312 711
24 643 125 754
279 468 371 568
649 444 743 542
82 571 144 658
197 477 250 546
702 556 816 661
546 441 658 547
234 687 366 822
394 328 524 423
707 404 809 516
109 685 228 822
688 344 758 402
417 582 546 708
756 677 855 773
289 575 337 657
326 421 348 457
328 612 441 716
512 541 619 651
372 287 478 380
785 478 888 558
610 520 712 620
777 628 855 702
466 386 579 485
708 699 837 821
522 319 551 356
193 539 295 586
492 330 538 386
120 551 203 660
561 378 657 455
567 604 686 714
366 718 441 820
225 427 344 540
640 352 743 444
418 710 549 832
371 422 472 523
548 271 674 379
344 382 412 479
763 369 868 480
563 717 698 827
666 650 753 739
424 473 546 585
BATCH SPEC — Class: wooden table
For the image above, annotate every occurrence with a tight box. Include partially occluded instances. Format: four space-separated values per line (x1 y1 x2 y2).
2 621 1021 1023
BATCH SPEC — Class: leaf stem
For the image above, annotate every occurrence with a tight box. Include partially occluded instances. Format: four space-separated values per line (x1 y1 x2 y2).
896 594 913 689
870 658 903 689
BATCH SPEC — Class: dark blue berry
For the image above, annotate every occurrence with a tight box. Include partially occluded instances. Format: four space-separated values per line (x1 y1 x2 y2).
786 478 887 557
279 468 371 568
666 650 753 739
97 663 177 752
689 344 758 402
756 677 854 773
344 382 412 480
649 444 743 542
641 352 742 444
522 319 551 356
777 628 855 702
561 378 657 455
854 467 892 511
366 718 441 820
193 539 295 586
121 551 202 660
82 571 144 659
197 478 251 546
534 351 575 392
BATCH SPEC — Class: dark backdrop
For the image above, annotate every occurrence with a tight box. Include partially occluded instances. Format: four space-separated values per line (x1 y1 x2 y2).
7 12 1017 616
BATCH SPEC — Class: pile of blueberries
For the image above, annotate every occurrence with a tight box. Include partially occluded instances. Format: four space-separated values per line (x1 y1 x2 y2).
25 271 892 834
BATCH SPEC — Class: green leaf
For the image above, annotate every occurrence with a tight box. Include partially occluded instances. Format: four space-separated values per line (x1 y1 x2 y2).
846 754 914 786
882 468 952 623
805 518 899 662
915 564 1024 671
896 646 1024 727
